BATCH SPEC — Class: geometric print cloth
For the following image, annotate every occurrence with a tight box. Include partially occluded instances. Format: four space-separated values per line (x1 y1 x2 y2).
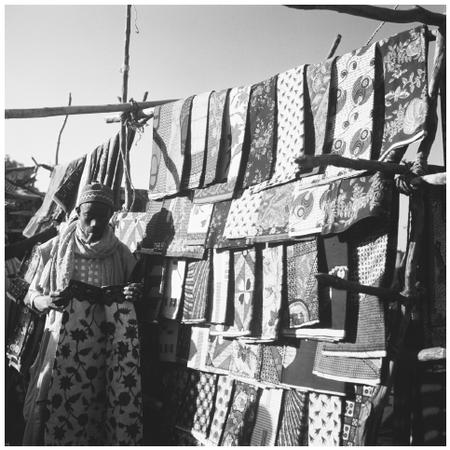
187 326 210 371
208 375 234 445
191 372 218 439
149 99 185 199
308 392 342 446
260 345 285 386
325 43 376 179
176 369 202 431
205 334 234 373
378 26 428 160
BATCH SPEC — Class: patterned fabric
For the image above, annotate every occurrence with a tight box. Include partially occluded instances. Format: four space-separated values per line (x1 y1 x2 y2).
242 76 277 187
208 375 234 445
192 372 218 438
254 181 293 242
268 64 305 188
342 385 375 446
379 26 428 160
149 99 185 199
159 319 179 362
221 381 259 446
206 200 232 248
187 326 210 371
182 258 210 323
230 340 262 380
192 86 251 203
286 239 320 328
6 276 30 304
210 250 231 324
250 388 283 446
205 334 234 373
276 389 309 446
186 92 212 189
308 393 342 446
140 199 169 254
260 345 285 385
204 89 229 186
176 323 192 363
176 369 202 430
160 259 187 320
186 203 214 245
325 43 376 178
114 212 147 252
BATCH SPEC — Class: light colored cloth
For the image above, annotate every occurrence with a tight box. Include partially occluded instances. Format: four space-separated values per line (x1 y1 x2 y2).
113 211 147 253
210 250 231 324
187 326 210 371
186 203 214 246
160 259 187 320
308 393 342 446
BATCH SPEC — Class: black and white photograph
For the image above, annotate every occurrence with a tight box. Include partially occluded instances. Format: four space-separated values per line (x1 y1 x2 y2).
4 3 446 446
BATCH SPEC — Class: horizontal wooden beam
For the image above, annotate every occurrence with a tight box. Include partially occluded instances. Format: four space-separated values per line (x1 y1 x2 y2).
285 5 445 27
5 99 177 120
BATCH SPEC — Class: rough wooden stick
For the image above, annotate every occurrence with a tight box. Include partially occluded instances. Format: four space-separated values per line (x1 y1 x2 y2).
296 154 409 175
55 93 72 165
327 34 341 58
285 5 445 27
417 347 446 362
411 172 446 186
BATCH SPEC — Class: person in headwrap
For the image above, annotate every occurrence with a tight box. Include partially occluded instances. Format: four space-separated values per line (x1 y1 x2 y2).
22 183 143 445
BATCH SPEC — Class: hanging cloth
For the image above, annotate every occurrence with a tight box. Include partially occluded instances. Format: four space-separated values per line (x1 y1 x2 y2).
160 259 187 320
187 326 210 371
230 340 263 381
260 345 285 386
308 393 342 446
139 199 169 255
113 212 147 253
210 250 231 324
242 76 277 188
186 203 214 246
191 372 218 439
208 375 234 445
205 334 234 373
205 200 232 248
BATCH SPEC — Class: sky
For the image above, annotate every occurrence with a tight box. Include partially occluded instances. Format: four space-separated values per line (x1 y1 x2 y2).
4 3 446 192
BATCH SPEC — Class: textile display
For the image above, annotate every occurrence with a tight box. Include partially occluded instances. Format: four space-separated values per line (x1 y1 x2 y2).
204 89 229 186
267 64 305 188
186 203 214 246
140 199 170 255
191 372 218 439
182 258 210 323
210 250 231 324
140 255 164 323
205 200 232 249
176 369 202 430
325 43 376 179
176 323 193 364
149 99 185 199
208 375 234 445
160 259 187 320
342 385 375 446
114 212 147 253
308 392 342 446
286 239 320 329
205 334 234 373
186 92 212 189
378 26 428 160
276 389 309 446
250 388 283 446
159 319 179 363
242 76 277 188
187 326 210 371
260 345 285 385
221 381 259 446
230 340 262 381
192 85 250 203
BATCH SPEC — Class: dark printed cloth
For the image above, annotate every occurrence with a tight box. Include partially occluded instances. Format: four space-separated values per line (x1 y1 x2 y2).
378 26 428 160
276 389 309 446
158 319 179 362
208 375 234 444
242 76 277 188
6 276 30 304
138 255 164 323
191 372 218 438
176 369 202 430
205 200 232 248
220 381 259 446
260 345 285 385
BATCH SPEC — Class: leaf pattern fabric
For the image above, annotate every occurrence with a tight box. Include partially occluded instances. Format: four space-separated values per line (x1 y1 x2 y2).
308 393 342 446
221 381 259 446
182 258 210 323
204 89 229 186
186 203 214 246
210 250 231 324
149 99 185 199
208 375 234 445
242 76 277 187
230 340 262 381
379 26 428 160
276 389 309 446
160 259 186 320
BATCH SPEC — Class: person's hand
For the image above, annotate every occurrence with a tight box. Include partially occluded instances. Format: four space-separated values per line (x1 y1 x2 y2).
31 295 54 313
123 282 143 303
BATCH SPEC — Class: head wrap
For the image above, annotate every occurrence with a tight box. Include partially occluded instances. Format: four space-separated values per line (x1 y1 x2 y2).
77 182 115 209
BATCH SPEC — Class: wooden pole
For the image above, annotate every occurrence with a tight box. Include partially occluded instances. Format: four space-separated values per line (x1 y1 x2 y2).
326 34 341 59
55 93 72 165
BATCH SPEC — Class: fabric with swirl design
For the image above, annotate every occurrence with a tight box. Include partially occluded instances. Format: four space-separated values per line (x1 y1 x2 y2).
276 389 308 446
308 393 342 446
378 26 428 160
242 76 277 188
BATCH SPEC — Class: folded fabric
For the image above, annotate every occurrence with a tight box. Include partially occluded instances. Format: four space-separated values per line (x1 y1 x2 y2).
158 319 179 362
210 250 231 324
205 200 232 249
260 345 285 386
160 259 187 320
313 342 383 386
281 340 346 395
250 388 283 446
342 384 375 446
204 89 229 186
230 340 262 381
192 85 251 203
221 380 259 446
325 43 376 179
378 26 428 160
114 212 147 252
205 334 234 373
242 76 277 188
149 99 185 199
185 92 212 189
187 327 210 371
276 389 309 446
208 375 234 445
191 371 218 439
186 203 214 246
308 392 342 446
140 199 172 254
182 257 210 323
254 181 294 242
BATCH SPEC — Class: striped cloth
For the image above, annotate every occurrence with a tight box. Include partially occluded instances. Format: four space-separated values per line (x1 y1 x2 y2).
160 259 187 320
182 257 210 323
276 390 309 446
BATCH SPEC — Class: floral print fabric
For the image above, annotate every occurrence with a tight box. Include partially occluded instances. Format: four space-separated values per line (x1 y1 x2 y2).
230 340 262 381
308 393 342 446
206 200 232 248
379 26 428 160
243 76 277 188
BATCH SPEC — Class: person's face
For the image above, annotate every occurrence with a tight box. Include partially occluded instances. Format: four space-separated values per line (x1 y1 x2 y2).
78 202 113 243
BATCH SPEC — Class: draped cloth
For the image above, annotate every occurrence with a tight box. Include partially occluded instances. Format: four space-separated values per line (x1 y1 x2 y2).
140 199 169 254
182 258 210 323
208 375 234 445
308 393 342 446
191 372 218 439
378 26 428 160
242 76 277 188
205 201 232 249
159 319 179 363
149 99 185 199
186 203 214 246
160 259 187 320
325 43 376 179
276 390 309 446
210 250 231 324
